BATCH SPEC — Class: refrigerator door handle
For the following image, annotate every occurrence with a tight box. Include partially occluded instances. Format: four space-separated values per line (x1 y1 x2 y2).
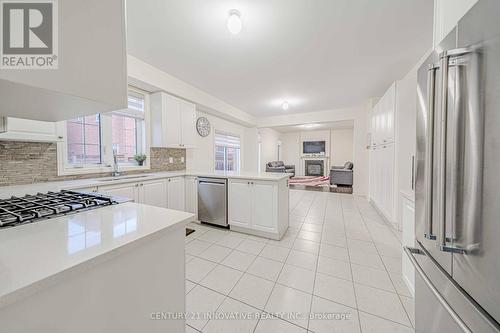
404 246 473 333
437 53 449 250
438 46 482 254
424 64 438 240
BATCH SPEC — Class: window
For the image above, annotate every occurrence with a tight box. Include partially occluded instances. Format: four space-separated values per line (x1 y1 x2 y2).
215 132 241 172
60 86 149 174
66 115 102 165
111 89 146 164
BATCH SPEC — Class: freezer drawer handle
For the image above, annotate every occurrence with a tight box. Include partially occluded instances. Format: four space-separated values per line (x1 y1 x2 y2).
404 246 473 333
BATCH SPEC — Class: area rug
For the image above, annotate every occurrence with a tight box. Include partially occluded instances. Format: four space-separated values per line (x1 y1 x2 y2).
289 176 330 187
289 176 353 194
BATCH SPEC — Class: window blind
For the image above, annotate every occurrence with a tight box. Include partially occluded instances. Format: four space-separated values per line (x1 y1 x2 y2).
215 132 241 148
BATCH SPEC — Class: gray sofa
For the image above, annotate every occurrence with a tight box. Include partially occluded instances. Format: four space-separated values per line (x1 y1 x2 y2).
330 162 353 186
266 161 295 177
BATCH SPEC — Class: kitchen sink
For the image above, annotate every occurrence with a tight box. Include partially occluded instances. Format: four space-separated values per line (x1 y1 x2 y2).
98 175 150 182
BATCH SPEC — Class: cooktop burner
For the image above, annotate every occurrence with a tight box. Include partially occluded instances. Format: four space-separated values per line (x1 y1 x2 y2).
0 190 118 228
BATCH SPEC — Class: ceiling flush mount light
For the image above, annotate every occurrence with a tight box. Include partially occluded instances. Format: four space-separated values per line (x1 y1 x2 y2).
282 101 290 110
227 9 242 35
301 124 319 129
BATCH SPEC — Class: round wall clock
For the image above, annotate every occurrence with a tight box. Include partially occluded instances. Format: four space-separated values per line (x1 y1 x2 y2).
196 116 211 137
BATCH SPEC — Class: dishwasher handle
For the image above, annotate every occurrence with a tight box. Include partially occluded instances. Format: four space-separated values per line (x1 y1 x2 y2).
198 180 226 186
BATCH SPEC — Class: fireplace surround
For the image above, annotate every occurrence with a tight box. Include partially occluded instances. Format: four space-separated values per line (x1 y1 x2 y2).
305 159 324 176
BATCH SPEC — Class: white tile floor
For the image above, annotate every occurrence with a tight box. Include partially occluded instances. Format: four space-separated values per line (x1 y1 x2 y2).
184 189 414 333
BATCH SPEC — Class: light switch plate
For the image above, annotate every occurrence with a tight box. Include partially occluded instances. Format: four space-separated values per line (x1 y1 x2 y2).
169 157 174 164
181 157 185 163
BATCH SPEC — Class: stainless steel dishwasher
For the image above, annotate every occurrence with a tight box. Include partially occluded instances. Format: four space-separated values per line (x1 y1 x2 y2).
197 177 228 227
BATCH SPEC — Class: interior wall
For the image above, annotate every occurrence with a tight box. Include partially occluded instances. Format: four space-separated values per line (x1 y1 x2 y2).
256 105 369 195
352 104 370 196
242 127 259 173
299 130 331 156
186 111 256 172
280 128 354 176
257 128 281 172
330 128 354 166
281 132 301 174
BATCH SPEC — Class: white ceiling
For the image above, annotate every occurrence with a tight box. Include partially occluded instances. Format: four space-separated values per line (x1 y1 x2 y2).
273 120 354 133
126 0 433 117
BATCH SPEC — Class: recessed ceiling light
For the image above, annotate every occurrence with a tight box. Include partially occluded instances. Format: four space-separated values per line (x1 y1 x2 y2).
227 10 242 35
282 101 290 110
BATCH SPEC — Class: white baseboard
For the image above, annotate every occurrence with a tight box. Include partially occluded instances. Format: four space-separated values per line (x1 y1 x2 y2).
402 267 415 297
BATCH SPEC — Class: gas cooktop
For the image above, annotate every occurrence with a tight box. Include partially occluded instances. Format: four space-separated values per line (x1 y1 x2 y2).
0 190 118 229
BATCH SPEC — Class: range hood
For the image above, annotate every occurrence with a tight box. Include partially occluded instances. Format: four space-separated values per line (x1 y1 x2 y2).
0 0 128 121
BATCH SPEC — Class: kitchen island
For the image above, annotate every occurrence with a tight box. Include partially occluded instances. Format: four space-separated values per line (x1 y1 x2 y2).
0 202 194 333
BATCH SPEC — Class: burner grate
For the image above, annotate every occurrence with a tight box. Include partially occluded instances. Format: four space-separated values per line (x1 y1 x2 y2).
0 190 117 228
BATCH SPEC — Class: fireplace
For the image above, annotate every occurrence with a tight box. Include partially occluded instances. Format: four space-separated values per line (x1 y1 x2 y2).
305 160 324 176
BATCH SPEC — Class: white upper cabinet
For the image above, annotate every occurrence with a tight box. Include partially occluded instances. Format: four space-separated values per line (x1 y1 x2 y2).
433 0 478 46
0 117 60 142
150 92 197 149
0 0 127 121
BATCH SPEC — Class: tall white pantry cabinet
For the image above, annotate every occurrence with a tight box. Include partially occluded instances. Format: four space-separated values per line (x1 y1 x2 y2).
369 83 397 226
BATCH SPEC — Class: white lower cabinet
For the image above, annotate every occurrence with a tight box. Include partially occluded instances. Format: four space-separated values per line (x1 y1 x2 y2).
252 182 277 233
228 180 253 228
167 177 185 211
185 176 198 219
228 179 288 239
98 183 139 202
140 179 168 208
96 177 187 211
98 179 168 208
402 195 415 295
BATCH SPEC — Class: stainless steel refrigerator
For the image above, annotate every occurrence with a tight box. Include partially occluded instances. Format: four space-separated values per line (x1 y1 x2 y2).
408 0 500 332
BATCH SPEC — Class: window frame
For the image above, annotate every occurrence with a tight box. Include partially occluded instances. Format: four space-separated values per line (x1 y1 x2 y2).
57 86 151 176
214 131 241 172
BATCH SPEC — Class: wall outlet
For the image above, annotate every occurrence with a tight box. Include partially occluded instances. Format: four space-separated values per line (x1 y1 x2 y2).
169 157 174 164
181 157 185 163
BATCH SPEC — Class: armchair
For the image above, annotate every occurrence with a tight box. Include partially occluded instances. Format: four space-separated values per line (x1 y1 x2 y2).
266 161 295 177
330 162 353 186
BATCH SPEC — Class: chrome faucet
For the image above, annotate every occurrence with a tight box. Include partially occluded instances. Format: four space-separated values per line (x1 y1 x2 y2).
112 148 121 177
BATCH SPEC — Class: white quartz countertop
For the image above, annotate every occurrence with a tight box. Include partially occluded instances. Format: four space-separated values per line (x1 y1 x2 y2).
185 170 291 181
0 202 194 307
0 171 290 199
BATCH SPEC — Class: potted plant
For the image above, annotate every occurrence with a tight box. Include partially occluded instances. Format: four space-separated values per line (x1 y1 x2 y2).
134 154 147 166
